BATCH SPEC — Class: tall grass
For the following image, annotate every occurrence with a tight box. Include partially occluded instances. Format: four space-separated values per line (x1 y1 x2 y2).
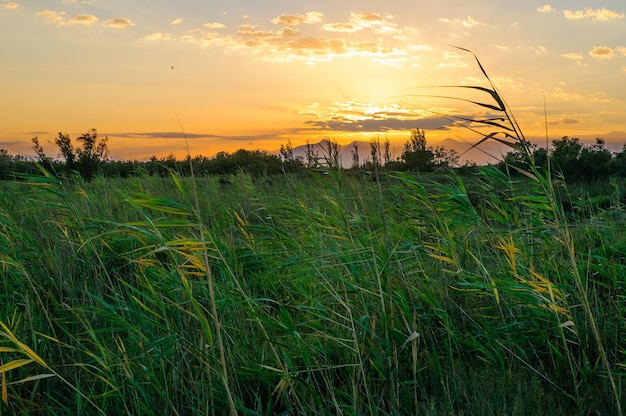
1 52 625 414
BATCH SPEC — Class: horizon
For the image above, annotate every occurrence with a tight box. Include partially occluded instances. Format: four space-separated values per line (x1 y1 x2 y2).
1 1 625 165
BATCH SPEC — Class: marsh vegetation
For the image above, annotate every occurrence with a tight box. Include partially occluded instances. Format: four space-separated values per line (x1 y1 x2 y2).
1 50 625 415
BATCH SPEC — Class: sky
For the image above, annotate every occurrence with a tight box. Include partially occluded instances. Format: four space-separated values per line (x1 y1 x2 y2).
1 1 625 164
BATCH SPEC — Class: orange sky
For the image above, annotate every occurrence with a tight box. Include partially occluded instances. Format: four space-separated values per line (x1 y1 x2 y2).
1 1 626 164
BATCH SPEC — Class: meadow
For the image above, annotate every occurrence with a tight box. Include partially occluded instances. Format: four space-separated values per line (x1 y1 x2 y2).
2 49 625 414
0 164 624 415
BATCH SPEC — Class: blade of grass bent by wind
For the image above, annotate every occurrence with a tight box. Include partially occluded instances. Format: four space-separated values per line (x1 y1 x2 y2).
451 45 528 144
457 132 524 158
407 93 504 112
451 115 514 132
413 84 506 112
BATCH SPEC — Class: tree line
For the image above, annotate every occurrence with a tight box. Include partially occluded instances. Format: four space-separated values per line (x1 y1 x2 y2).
499 136 626 181
0 128 625 181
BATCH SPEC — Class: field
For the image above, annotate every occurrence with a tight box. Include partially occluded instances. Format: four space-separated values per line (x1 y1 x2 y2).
0 166 624 415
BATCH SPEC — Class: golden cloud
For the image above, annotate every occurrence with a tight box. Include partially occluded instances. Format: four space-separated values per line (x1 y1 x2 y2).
35 10 66 24
203 22 225 29
562 52 583 60
349 11 398 33
564 7 624 22
439 16 486 28
589 46 615 59
104 18 134 28
322 22 358 33
1 2 19 10
271 12 323 26
237 24 274 38
537 5 556 13
144 32 172 41
161 10 427 65
70 14 98 25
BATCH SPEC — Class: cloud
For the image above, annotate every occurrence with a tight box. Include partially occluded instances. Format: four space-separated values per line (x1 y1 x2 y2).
35 10 66 24
617 46 626 56
114 132 221 140
301 100 458 133
272 11 323 26
1 2 19 10
35 9 135 28
171 17 182 25
306 116 455 133
564 7 624 22
562 52 583 60
276 27 299 37
537 5 556 13
530 45 548 54
322 22 358 32
320 12 399 34
589 46 614 59
203 22 225 29
70 14 98 25
144 32 173 41
439 16 486 28
438 50 469 68
104 18 134 28
161 10 425 65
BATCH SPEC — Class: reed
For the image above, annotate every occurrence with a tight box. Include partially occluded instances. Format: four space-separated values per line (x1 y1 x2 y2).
0 51 624 414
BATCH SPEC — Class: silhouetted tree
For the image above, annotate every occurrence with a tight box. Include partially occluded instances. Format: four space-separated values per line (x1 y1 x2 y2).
615 144 626 176
383 137 392 165
551 136 582 178
351 142 360 169
31 136 56 173
401 129 434 171
432 145 459 169
320 139 340 169
33 129 108 180
578 139 614 180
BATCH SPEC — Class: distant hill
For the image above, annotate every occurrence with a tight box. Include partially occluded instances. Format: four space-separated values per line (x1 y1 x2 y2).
286 139 390 168
275 132 626 168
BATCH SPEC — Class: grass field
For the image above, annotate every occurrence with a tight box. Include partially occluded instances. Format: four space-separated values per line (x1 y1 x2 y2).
0 165 624 415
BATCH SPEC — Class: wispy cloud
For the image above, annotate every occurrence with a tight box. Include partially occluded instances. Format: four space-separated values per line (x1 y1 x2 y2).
203 22 225 29
114 132 221 140
70 14 98 25
589 46 615 59
537 5 556 13
438 16 486 28
144 32 173 41
300 100 458 133
160 11 425 65
438 50 469 68
564 7 624 22
272 11 323 26
35 9 135 28
104 18 134 28
562 52 583 60
35 10 66 24
1 2 19 10
171 17 182 25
